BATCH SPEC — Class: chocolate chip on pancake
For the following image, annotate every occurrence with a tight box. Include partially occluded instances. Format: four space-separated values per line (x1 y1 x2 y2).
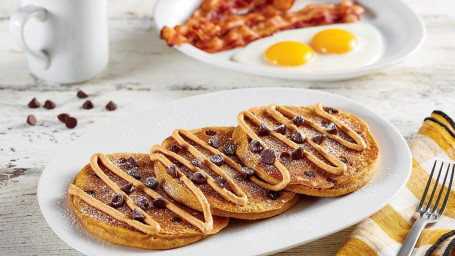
273 124 287 134
82 100 94 109
144 177 159 189
325 123 337 135
170 217 183 222
327 177 338 184
111 193 124 208
290 130 305 144
292 115 304 126
125 157 139 169
291 147 304 160
210 154 224 166
208 135 221 149
260 149 276 164
65 117 78 129
279 152 291 161
127 168 141 180
132 208 145 222
136 196 150 210
312 134 327 144
258 123 271 136
26 114 37 126
266 190 280 200
167 164 178 178
191 157 202 167
153 197 166 208
77 90 88 98
84 190 95 197
191 172 207 184
205 130 216 136
323 107 339 114
57 113 70 123
223 141 236 155
304 171 316 178
121 182 135 194
249 140 263 153
44 100 56 109
169 143 182 153
216 176 229 188
105 101 117 111
240 167 255 178
28 97 40 108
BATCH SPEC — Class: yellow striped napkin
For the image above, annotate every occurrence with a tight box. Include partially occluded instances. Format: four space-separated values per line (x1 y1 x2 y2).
338 110 455 256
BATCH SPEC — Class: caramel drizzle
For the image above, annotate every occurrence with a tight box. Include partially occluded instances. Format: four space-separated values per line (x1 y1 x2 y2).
237 111 291 190
150 129 248 206
68 153 213 235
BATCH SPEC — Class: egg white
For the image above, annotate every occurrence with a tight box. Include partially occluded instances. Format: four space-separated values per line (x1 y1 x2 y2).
231 23 384 72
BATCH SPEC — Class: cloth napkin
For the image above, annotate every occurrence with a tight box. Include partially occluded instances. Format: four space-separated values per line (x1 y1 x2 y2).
338 110 455 256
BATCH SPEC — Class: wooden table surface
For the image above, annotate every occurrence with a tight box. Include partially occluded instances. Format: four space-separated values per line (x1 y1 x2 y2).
0 0 454 255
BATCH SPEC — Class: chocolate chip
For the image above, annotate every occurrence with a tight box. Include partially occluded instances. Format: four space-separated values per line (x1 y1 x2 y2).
291 130 306 144
260 149 276 164
291 147 304 160
77 90 88 98
210 154 224 166
205 130 216 136
340 157 349 164
327 177 338 184
82 100 94 109
65 117 78 129
191 157 202 167
106 101 117 111
125 157 139 169
144 177 159 189
325 123 337 135
241 167 255 178
274 124 287 134
127 168 141 180
43 100 56 110
191 172 207 184
280 152 291 161
120 182 135 194
292 115 304 126
132 208 144 222
249 140 263 153
57 113 70 123
169 143 182 153
111 193 124 208
153 197 166 208
266 190 280 200
84 190 95 197
216 176 229 188
26 114 36 126
304 171 316 178
167 164 178 178
324 107 339 114
136 196 149 210
258 123 271 136
118 158 126 164
208 135 221 149
223 141 236 155
312 134 327 145
170 217 183 222
28 98 40 108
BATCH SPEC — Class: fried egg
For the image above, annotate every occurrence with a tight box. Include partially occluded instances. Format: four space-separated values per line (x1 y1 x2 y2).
231 23 384 72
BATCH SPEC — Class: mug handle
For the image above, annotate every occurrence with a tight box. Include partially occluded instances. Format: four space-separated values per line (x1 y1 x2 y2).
10 4 50 69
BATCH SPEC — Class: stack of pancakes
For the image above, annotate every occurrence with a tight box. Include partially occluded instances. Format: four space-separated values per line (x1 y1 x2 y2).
69 103 379 249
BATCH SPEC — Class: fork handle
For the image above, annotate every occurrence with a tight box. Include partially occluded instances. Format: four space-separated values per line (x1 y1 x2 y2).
398 218 431 256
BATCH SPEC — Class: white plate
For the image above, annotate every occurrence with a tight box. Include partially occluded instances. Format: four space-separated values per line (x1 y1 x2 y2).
38 88 412 256
153 0 425 81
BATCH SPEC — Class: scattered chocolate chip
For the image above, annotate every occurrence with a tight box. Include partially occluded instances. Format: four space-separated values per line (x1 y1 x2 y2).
136 196 149 210
191 157 202 167
205 130 216 136
266 190 280 200
241 167 255 178
249 140 263 153
121 182 135 194
111 193 124 208
291 147 304 160
118 158 126 164
216 176 229 188
65 117 78 129
84 190 95 197
261 149 276 164
167 164 178 178
208 135 221 149
304 171 316 178
43 100 56 109
106 101 117 111
57 113 70 123
77 90 88 98
258 123 271 136
340 157 349 164
144 177 159 189
125 157 139 169
291 130 306 144
132 208 144 222
325 123 337 135
312 134 327 145
152 197 166 208
26 114 36 126
128 168 141 180
210 154 224 166
323 107 339 114
223 141 236 155
280 152 291 161
28 98 40 108
292 115 304 126
274 124 287 134
327 177 338 184
169 143 182 153
82 100 94 109
170 217 183 222
191 172 207 184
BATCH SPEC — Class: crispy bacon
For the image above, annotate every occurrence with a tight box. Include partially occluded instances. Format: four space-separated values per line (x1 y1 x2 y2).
161 0 364 53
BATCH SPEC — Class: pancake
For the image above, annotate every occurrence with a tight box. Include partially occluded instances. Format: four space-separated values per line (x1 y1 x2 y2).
68 153 229 249
232 103 379 197
151 127 299 219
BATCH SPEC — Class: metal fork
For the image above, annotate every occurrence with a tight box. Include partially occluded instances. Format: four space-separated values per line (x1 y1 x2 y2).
398 160 454 256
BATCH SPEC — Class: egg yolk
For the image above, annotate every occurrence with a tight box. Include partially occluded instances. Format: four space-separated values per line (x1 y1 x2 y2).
265 41 314 66
310 29 358 54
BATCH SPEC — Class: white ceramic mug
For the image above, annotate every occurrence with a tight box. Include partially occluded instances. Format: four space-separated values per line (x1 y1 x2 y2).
10 0 109 84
